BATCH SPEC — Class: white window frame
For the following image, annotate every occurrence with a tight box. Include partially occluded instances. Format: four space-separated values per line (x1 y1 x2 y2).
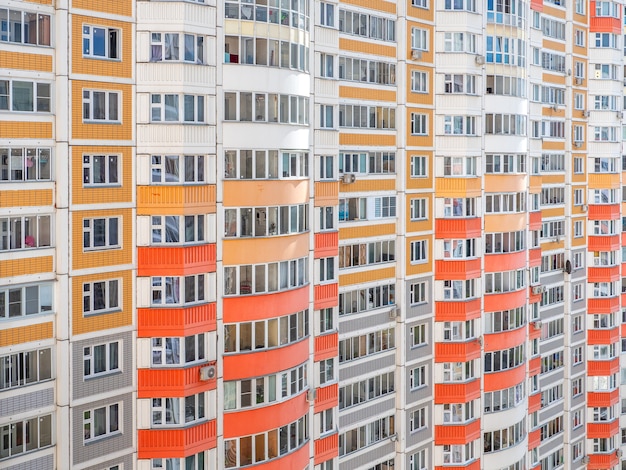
83 341 120 378
83 403 121 442
82 89 120 122
82 25 120 60
82 279 121 315
83 217 121 251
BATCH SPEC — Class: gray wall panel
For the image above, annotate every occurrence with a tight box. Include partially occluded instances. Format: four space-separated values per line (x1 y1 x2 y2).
0 387 54 418
340 441 395 469
339 396 395 429
82 453 134 470
340 354 395 383
5 453 54 470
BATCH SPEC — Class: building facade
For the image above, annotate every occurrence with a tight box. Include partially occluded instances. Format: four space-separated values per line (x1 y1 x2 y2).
1 0 626 469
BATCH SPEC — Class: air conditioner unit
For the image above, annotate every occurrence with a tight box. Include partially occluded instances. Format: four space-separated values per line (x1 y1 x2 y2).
389 433 398 442
533 320 543 330
307 389 317 402
476 336 483 347
595 70 602 79
617 111 623 119
617 449 623 458
552 104 559 112
411 49 422 60
573 141 582 148
574 77 583 85
532 285 545 295
475 55 485 65
199 365 216 381
342 173 356 184
582 110 590 117
581 204 588 212
582 455 590 464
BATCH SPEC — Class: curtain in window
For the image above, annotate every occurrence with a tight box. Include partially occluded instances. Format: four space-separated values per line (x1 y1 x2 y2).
12 81 33 111
165 277 180 304
164 33 179 60
165 338 180 364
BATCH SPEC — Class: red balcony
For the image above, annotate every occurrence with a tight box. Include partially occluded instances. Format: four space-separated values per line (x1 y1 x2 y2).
138 420 216 459
138 303 216 337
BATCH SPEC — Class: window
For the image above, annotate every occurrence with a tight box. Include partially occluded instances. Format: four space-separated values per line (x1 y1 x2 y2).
338 10 396 42
0 215 52 251
444 74 476 94
151 94 204 123
319 358 334 384
443 443 474 464
596 1 620 17
224 257 309 296
152 393 205 426
444 239 477 259
338 57 396 85
0 413 52 459
151 154 206 184
410 240 427 264
444 361 476 381
410 198 427 221
339 104 395 129
485 75 526 97
320 2 335 27
485 114 526 135
0 147 51 182
574 157 583 174
83 403 120 442
339 415 395 456
411 70 428 93
442 279 475 300
84 341 120 378
339 372 394 409
410 155 427 177
83 154 119 186
83 279 120 315
319 308 334 333
319 53 334 78
83 217 120 251
444 115 476 135
0 282 53 319
152 274 206 306
410 407 426 432
339 282 395 316
443 320 475 341
339 328 395 363
573 346 583 364
153 453 205 470
320 104 334 128
0 80 50 113
574 188 583 205
339 151 395 175
411 113 428 135
150 33 204 64
486 36 526 66
152 334 206 366
225 149 308 180
575 0 585 14
83 89 120 122
319 257 335 282
484 419 526 453
318 206 335 231
572 377 583 396
574 220 583 238
410 324 427 347
484 383 525 413
412 0 428 7
0 8 51 46
151 215 205 245
574 29 585 46
410 365 426 389
443 32 476 53
574 93 584 109
411 28 428 51
409 281 427 305
0 347 52 390
410 449 427 470
339 240 395 269
83 25 119 59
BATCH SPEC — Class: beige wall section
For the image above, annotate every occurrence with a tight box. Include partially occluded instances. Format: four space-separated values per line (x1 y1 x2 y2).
72 270 133 336
339 86 396 102
339 133 396 147
72 0 133 17
339 38 396 58
340 223 396 240
341 0 396 13
223 181 309 207
0 122 53 139
339 267 396 287
223 233 309 265
0 322 53 347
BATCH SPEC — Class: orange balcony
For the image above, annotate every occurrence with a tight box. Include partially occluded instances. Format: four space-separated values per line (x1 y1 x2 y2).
529 248 541 266
528 428 541 450
314 283 338 310
435 459 481 470
484 365 525 393
587 419 620 439
314 232 339 258
314 434 339 465
224 394 308 438
434 379 481 404
435 299 481 322
435 259 481 280
137 185 216 215
223 338 309 382
587 266 620 283
590 15 621 33
484 250 526 272
314 333 338 362
588 204 621 221
435 218 482 239
588 452 619 470
587 357 620 376
484 289 525 313
223 286 309 323
483 327 526 353
588 389 620 408
529 211 542 230
528 392 541 413
230 442 310 470
435 340 481 363
138 244 216 277
528 357 541 377
314 383 338 413
528 322 541 340
138 362 217 398
588 327 620 345
138 303 216 337
434 419 481 445
588 235 621 252
588 297 620 315
138 420 216 459
314 181 339 206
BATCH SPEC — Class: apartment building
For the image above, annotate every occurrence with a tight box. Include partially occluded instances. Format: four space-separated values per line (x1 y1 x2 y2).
1 0 625 469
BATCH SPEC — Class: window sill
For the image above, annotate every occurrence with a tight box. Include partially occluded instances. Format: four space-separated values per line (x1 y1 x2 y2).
84 308 122 318
84 431 122 445
84 370 123 382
